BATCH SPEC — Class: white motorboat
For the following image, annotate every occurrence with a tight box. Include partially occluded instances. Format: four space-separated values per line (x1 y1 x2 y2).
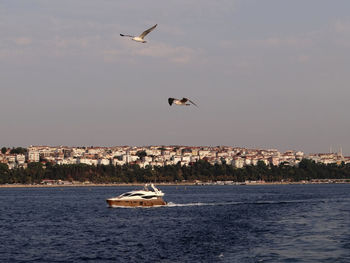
106 184 167 207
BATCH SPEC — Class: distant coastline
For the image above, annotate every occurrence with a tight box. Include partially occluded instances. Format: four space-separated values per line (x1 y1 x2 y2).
1 180 349 188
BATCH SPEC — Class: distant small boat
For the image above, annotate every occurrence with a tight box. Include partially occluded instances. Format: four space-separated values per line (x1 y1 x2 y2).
106 184 167 207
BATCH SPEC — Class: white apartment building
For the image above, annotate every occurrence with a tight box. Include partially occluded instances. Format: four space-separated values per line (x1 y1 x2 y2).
112 159 126 166
198 150 210 158
98 158 110 165
244 158 252 166
172 155 182 164
232 157 244 168
165 160 175 166
7 155 16 163
181 156 191 163
180 161 189 166
268 156 280 166
57 158 76 165
191 156 200 163
77 158 98 166
146 149 161 156
143 156 153 163
27 151 40 162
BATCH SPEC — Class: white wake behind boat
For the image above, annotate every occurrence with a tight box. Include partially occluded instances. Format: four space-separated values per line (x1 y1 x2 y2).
106 184 167 207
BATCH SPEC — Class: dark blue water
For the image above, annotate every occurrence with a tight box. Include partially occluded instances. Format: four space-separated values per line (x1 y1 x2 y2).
0 184 349 263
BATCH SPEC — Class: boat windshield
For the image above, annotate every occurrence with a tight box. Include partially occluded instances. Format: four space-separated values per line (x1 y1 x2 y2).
129 193 144 197
120 192 132 197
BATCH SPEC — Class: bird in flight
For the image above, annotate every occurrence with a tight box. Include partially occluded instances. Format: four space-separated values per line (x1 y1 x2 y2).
168 98 198 107
120 24 157 43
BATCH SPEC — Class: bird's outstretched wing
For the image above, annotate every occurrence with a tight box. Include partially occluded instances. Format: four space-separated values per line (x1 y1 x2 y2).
139 24 157 39
181 98 198 107
120 34 134 38
188 99 198 107
168 98 175 106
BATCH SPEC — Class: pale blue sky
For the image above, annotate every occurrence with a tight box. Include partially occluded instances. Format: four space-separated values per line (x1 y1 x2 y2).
1 0 350 154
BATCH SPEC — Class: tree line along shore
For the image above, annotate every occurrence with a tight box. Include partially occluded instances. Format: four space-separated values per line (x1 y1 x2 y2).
1 159 350 185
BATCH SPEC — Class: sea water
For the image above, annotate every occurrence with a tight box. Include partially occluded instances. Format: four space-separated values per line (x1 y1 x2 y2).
0 184 349 262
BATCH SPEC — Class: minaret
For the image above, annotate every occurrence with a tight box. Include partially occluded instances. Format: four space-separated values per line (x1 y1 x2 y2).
126 151 130 164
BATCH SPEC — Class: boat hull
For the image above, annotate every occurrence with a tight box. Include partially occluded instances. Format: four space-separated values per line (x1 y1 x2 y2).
106 197 167 207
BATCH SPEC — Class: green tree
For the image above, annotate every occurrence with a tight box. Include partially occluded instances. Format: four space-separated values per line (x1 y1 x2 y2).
1 147 7 154
10 147 27 155
136 150 147 159
0 158 350 184
0 163 10 184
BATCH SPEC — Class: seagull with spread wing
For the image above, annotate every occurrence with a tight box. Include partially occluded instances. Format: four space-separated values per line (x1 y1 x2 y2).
120 24 157 43
168 98 198 107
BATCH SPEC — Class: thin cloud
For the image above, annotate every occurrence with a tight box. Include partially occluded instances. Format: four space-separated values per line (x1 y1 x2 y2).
258 37 313 48
133 43 196 63
220 36 313 50
14 37 32 46
296 54 310 63
103 40 201 64
53 36 94 49
334 20 350 34
332 20 350 47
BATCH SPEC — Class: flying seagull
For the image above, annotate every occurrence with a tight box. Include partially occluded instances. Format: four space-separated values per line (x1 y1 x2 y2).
168 98 198 107
120 24 157 43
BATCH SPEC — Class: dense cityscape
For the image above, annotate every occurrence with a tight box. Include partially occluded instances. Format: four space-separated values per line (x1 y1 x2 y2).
1 145 348 170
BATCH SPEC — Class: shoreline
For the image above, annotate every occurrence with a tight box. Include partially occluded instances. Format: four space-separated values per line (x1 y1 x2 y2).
0 181 349 188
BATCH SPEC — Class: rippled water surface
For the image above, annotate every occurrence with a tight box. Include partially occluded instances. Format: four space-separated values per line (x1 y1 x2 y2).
0 184 349 262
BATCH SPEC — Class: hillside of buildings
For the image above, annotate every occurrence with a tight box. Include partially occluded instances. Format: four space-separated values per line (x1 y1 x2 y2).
0 146 350 184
